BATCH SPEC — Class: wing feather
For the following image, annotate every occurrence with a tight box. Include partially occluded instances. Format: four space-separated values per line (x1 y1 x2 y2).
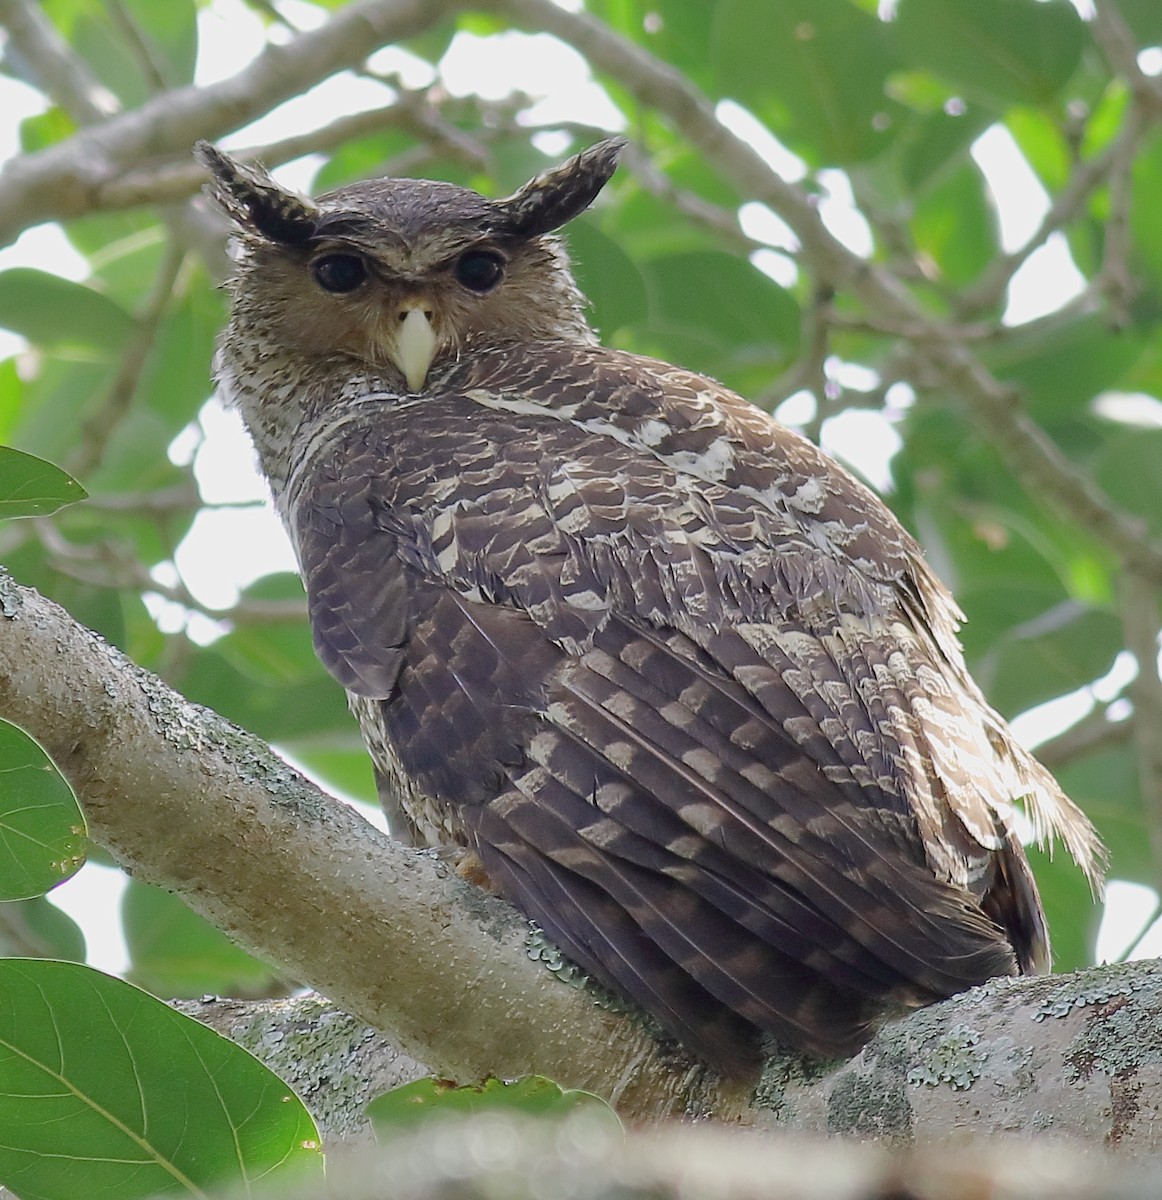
288 342 1100 1071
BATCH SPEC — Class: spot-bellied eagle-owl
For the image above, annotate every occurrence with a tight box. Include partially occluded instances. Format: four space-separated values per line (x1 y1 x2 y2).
197 137 1102 1075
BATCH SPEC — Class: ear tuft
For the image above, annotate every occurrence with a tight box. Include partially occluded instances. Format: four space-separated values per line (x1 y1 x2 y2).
492 136 627 239
194 142 319 245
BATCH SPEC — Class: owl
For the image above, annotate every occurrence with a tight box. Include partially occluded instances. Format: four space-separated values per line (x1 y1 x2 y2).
196 138 1102 1075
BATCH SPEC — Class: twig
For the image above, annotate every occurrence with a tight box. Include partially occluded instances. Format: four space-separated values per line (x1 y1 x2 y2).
1095 98 1143 327
1034 702 1134 771
34 522 307 625
624 147 764 258
1092 0 1162 117
0 0 116 123
103 0 171 94
956 131 1125 316
83 483 204 513
758 287 830 418
356 75 493 169
1121 571 1162 879
67 240 186 481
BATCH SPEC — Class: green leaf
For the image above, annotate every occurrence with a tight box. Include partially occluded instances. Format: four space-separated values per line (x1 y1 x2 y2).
893 0 1085 107
179 649 353 743
0 269 133 350
890 105 993 197
0 719 87 901
1130 128 1162 309
1006 107 1072 192
909 160 997 286
970 601 1122 718
43 0 197 108
982 314 1146 426
139 274 224 423
367 1075 618 1135
1025 841 1101 974
1117 0 1162 46
711 0 905 164
0 897 86 962
0 960 322 1199
4 358 113 468
122 880 282 999
0 447 87 519
1093 428 1162 541
0 360 21 442
638 250 800 391
567 218 649 339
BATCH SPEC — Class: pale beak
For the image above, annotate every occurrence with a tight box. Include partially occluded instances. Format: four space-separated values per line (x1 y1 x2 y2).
391 304 437 392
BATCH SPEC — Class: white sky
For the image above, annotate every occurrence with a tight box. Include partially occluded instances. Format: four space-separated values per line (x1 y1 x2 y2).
0 1 1153 972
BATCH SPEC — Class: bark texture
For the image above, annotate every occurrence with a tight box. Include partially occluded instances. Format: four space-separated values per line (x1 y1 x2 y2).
3 571 1159 1140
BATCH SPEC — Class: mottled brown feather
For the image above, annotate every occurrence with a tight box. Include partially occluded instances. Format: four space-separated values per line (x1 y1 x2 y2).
204 141 1103 1075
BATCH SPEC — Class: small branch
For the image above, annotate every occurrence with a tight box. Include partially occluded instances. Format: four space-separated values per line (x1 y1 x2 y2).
67 239 186 481
956 131 1126 316
0 0 117 124
33 522 307 625
356 75 493 169
624 147 765 258
1092 0 1162 118
1095 100 1143 327
823 305 1001 344
91 104 413 214
758 287 830 417
925 341 1162 586
83 483 204 513
103 0 171 94
1034 702 1134 771
1120 571 1162 880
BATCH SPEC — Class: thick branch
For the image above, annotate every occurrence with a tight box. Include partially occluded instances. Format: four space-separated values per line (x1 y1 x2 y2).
182 960 1162 1152
0 572 744 1120
3 581 1159 1141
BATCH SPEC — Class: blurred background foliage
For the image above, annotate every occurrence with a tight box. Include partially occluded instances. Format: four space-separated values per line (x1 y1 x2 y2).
1 0 1160 1001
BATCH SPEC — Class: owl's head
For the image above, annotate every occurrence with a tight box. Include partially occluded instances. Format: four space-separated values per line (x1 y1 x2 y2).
196 138 625 391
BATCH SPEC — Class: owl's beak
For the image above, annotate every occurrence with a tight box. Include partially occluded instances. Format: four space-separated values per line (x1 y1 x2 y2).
392 304 438 392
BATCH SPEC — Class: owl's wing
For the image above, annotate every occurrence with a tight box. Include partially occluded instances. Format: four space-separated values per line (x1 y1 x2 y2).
378 583 1019 1071
290 450 409 700
287 353 1094 1072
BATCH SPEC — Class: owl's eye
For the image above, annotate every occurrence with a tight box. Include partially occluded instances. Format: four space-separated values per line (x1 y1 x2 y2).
454 250 505 293
313 254 368 294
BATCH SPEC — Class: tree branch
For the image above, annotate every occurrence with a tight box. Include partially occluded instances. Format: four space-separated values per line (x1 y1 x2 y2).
0 571 747 1121
0 0 116 124
2 572 1158 1140
180 959 1162 1153
0 0 456 246
66 239 186 480
1121 572 1162 878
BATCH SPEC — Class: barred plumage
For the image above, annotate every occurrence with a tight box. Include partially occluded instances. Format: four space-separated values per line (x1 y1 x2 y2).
199 138 1103 1075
